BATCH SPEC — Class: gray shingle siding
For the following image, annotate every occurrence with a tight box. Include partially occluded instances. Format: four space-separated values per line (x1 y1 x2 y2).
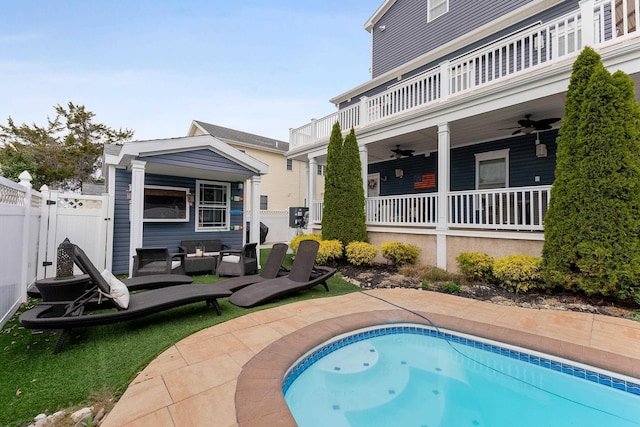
373 0 534 78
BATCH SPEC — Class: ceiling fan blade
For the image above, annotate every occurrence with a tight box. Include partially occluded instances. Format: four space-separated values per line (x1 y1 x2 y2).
512 129 522 135
518 119 536 127
535 117 561 127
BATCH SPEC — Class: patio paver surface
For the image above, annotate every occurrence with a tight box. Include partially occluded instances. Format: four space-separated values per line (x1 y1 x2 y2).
101 289 640 427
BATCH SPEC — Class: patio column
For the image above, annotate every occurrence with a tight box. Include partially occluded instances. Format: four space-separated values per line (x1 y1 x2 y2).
580 0 595 47
359 145 368 200
436 122 450 270
250 175 261 266
307 156 316 227
129 160 146 276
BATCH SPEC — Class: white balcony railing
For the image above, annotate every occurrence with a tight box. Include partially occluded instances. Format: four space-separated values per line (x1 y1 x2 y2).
290 0 639 148
311 186 551 231
448 186 551 231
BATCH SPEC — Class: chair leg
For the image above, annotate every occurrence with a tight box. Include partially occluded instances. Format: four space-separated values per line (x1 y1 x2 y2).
321 282 329 292
53 329 72 354
206 299 222 315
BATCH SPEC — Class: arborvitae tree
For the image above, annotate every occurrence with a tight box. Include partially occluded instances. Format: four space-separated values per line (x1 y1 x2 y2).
321 122 345 242
542 47 602 287
542 47 640 300
340 127 368 244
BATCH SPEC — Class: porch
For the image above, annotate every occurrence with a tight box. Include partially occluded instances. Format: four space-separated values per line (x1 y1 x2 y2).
312 185 551 231
289 0 640 149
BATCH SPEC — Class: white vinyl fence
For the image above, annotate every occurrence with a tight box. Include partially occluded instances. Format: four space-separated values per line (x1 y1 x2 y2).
0 172 40 327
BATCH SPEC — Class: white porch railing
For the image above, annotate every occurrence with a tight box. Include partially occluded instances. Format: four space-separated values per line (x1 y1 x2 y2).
365 194 438 226
290 0 639 148
312 185 551 231
448 186 551 231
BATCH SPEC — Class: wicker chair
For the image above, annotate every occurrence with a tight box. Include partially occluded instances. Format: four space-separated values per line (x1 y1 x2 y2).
132 247 176 277
216 243 259 277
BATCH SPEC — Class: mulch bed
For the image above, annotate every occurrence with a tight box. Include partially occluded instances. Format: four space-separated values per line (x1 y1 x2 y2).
336 263 639 319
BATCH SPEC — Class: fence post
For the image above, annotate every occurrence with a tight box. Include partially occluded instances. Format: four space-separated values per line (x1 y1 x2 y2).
18 171 33 301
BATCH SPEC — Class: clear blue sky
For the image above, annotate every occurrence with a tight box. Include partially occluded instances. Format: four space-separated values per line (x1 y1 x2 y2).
0 1 377 142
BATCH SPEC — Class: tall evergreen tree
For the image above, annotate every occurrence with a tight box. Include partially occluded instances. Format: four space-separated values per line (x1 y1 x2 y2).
340 127 368 244
542 48 602 287
542 48 640 300
321 122 345 241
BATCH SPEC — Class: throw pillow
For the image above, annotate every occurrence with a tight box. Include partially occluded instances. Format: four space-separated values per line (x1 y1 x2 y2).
101 269 130 309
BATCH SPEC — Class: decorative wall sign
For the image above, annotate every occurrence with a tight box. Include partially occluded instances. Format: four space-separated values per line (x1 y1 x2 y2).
414 173 436 189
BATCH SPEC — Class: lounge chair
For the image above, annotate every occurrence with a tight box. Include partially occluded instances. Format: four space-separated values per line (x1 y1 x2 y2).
19 243 231 353
212 243 289 293
228 240 336 308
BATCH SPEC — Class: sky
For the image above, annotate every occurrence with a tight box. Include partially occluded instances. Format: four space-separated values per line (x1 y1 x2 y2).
0 1 377 143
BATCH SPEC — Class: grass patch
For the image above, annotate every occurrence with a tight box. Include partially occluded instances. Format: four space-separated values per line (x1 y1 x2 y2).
0 248 360 427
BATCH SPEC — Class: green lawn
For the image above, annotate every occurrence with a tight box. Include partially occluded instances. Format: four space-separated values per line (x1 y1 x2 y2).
0 249 360 427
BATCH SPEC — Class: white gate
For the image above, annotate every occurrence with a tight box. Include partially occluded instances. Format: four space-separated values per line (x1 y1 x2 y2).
37 189 110 279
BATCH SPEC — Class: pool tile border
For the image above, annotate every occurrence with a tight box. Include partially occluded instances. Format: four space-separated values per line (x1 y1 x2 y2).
235 309 640 427
282 324 640 397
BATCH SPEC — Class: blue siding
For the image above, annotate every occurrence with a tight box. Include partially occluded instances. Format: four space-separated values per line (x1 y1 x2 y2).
368 153 438 196
146 149 255 176
111 171 247 274
450 131 557 191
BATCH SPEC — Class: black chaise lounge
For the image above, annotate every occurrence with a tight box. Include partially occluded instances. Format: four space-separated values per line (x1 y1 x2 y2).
212 243 289 293
20 243 231 353
228 240 336 308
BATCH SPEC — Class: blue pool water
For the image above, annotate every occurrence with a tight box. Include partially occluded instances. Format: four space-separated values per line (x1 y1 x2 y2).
284 325 640 427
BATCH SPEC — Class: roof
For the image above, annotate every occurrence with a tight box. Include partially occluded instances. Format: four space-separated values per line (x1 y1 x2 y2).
190 121 289 152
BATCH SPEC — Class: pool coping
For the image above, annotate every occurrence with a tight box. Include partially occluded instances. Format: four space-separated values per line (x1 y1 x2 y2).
236 308 640 426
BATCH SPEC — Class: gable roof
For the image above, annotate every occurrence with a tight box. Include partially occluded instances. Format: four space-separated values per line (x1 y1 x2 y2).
103 134 268 182
189 120 289 153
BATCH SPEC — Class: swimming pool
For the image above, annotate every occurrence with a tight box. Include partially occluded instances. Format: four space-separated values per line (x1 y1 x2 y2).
284 324 640 427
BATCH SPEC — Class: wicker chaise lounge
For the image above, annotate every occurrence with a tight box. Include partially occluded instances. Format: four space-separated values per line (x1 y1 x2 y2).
212 243 289 293
228 240 336 308
20 243 231 353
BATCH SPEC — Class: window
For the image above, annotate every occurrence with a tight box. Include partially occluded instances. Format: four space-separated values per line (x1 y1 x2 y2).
195 180 230 231
317 164 325 176
260 195 268 210
143 186 189 222
428 0 448 22
475 149 509 190
286 159 293 171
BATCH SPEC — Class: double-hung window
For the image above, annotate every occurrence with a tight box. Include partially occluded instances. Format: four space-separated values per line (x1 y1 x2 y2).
428 0 449 22
196 180 230 231
476 149 509 190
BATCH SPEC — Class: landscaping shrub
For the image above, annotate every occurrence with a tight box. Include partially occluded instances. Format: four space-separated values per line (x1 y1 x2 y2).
493 255 547 294
441 283 461 294
381 242 419 267
400 264 458 282
317 239 343 265
456 252 495 282
345 241 377 266
290 234 322 254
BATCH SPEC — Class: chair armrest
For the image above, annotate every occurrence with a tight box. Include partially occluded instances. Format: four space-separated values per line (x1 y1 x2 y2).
219 248 242 257
178 245 188 254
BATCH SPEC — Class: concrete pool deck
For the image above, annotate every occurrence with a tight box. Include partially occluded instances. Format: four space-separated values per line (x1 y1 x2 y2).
101 289 640 427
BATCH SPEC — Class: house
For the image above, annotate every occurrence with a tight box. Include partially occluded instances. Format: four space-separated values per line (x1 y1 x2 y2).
287 0 640 271
102 135 268 275
188 121 324 240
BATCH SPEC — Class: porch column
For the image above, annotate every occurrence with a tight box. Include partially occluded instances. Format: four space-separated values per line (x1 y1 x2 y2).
307 156 317 227
129 160 146 276
436 122 450 270
250 175 262 266
359 145 368 199
580 0 595 47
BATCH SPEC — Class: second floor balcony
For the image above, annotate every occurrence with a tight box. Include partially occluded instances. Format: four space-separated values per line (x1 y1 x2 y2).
290 0 640 149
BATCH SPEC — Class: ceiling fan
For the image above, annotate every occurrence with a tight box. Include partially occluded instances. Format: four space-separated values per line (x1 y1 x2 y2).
501 114 561 135
390 145 414 158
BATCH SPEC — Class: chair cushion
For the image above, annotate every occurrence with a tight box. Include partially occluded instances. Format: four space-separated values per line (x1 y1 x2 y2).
171 260 182 270
101 269 130 309
221 255 241 263
203 251 219 257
